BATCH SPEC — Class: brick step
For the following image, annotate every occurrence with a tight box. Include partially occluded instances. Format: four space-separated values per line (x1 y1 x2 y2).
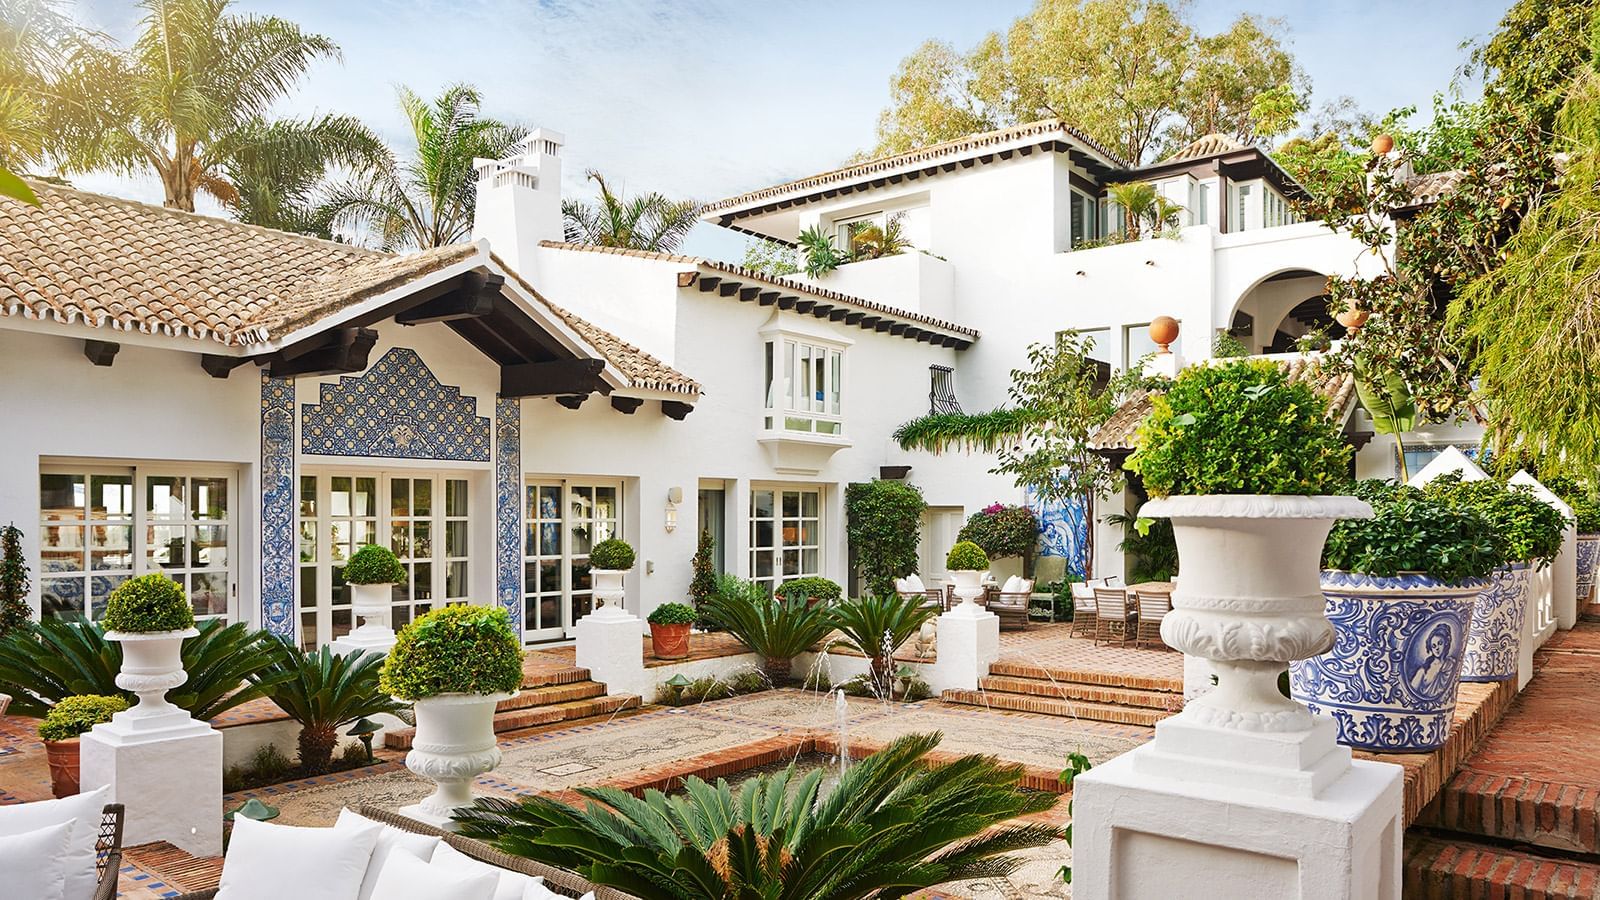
941 688 1167 727
522 665 591 688
1404 834 1600 899
496 681 607 712
384 694 639 750
986 659 1184 693
1416 772 1600 855
977 674 1178 710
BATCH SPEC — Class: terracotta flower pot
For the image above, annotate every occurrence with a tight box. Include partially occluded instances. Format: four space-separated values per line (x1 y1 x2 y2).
43 738 80 798
1335 307 1369 330
650 622 691 660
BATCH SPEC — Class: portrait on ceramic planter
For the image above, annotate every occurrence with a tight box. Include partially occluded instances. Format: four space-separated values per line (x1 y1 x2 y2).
1459 561 1530 682
1291 572 1479 752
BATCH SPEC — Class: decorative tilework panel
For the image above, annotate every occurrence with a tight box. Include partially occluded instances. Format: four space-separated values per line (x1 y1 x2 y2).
1027 486 1088 578
300 348 491 461
260 374 296 639
495 396 523 628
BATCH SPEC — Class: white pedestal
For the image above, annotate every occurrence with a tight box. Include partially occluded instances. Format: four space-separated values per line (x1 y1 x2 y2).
1073 712 1402 900
575 608 647 696
329 624 396 657
926 605 1000 693
1182 653 1216 700
80 709 222 856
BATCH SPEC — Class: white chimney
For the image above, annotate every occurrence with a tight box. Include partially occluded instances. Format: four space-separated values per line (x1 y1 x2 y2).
471 127 565 280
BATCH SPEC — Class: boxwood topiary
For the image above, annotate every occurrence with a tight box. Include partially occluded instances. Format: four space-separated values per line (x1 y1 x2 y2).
38 694 128 742
774 577 842 604
946 541 989 571
342 544 407 585
1127 360 1351 498
102 574 195 633
647 602 698 626
1323 481 1507 582
1421 474 1566 564
589 539 636 570
379 605 524 701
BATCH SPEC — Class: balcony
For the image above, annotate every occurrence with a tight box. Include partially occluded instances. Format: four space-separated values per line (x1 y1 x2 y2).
795 251 955 321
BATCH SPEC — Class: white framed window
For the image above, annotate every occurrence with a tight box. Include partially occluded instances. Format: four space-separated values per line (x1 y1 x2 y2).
40 464 236 623
1069 189 1100 248
749 487 822 594
522 479 623 642
763 336 844 436
1194 181 1213 226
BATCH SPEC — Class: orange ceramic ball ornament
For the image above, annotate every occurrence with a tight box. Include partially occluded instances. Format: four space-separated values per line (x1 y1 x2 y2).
1149 316 1180 352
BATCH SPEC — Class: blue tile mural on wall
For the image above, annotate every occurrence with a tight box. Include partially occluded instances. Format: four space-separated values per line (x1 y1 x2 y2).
300 347 491 462
1027 486 1089 578
495 396 522 628
260 373 297 639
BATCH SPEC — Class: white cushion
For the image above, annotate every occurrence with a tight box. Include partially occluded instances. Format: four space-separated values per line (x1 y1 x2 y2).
522 880 564 900
216 814 383 900
433 839 539 900
906 573 926 592
338 808 442 900
372 848 497 900
0 820 73 900
1001 575 1025 594
0 783 107 900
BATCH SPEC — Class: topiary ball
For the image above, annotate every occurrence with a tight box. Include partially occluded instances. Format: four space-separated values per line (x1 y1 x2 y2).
38 694 128 742
342 544 408 585
946 541 990 571
647 602 698 626
102 574 195 633
380 605 524 701
589 539 636 571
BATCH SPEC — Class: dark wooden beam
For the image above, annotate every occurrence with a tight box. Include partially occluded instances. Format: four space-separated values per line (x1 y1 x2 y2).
793 299 816 314
555 395 588 410
718 281 740 297
829 308 849 321
662 400 694 420
200 354 251 379
875 320 894 333
776 296 796 310
758 291 780 306
889 322 909 335
902 327 921 340
960 158 976 169
739 286 760 302
697 276 722 293
951 339 973 351
610 396 644 415
394 275 500 325
858 315 881 329
879 465 912 480
916 331 934 343
844 311 865 325
811 303 834 317
676 271 698 288
501 358 607 398
267 327 378 378
83 340 119 367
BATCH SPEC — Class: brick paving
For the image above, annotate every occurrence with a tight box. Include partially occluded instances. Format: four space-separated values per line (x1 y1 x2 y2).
993 625 1185 691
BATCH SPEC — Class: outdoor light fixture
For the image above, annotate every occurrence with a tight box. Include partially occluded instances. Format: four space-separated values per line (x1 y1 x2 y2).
347 717 382 763
225 798 279 822
665 485 683 532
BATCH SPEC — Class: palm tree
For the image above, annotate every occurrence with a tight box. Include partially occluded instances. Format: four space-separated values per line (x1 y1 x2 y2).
454 732 1060 900
318 83 525 250
1105 181 1185 240
562 170 699 253
251 640 407 775
223 116 383 236
45 0 374 213
700 575 832 681
0 0 95 173
826 593 938 695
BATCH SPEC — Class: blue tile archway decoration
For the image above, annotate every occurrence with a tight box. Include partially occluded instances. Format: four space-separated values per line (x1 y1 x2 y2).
260 373 297 639
300 348 491 462
495 396 523 628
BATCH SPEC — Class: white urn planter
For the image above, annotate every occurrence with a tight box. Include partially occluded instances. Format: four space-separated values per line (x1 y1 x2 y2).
948 569 987 612
334 582 398 654
106 628 200 722
590 569 627 618
400 691 516 829
1459 561 1531 682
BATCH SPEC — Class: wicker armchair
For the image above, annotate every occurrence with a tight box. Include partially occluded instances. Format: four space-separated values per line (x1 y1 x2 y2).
1093 587 1137 647
170 805 624 899
1069 583 1097 638
987 579 1035 631
1135 588 1173 649
93 803 124 900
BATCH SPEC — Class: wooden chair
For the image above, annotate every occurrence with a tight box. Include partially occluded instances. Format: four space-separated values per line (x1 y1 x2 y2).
1136 588 1173 649
896 576 944 613
988 577 1035 631
1069 583 1098 638
1093 587 1137 647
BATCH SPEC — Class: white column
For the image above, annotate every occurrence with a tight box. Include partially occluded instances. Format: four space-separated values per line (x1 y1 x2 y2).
926 574 999 692
1511 471 1576 630
574 605 648 697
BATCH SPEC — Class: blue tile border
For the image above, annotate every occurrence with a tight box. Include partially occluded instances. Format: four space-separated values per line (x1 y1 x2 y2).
495 396 522 628
260 374 296 639
300 348 490 461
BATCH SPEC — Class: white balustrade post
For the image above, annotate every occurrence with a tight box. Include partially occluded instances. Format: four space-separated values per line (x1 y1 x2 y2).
926 571 1000 693
574 604 647 697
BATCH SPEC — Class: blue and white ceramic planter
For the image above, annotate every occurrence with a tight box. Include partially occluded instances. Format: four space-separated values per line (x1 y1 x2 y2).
1577 535 1599 606
1459 562 1530 682
1290 571 1482 752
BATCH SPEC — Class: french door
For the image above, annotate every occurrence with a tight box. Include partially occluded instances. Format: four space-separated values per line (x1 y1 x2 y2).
298 470 472 650
522 479 623 642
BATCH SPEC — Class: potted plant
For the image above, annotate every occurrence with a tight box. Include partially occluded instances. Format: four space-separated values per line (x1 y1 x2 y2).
1547 478 1600 604
647 603 696 660
38 694 127 797
957 504 1039 578
339 544 407 651
1125 360 1362 733
1422 475 1565 681
588 538 635 616
100 574 199 721
774 576 842 607
1290 482 1505 751
945 541 990 611
379 604 524 827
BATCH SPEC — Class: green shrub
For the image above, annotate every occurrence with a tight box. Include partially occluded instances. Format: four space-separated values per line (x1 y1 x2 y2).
0 523 32 638
380 605 524 701
845 480 927 598
689 530 718 605
957 504 1038 561
341 545 406 585
946 541 989 571
1323 481 1507 582
589 539 635 570
652 671 770 707
1544 476 1600 533
102 574 195 633
647 602 697 626
1127 360 1351 498
774 576 842 604
223 743 295 793
826 593 936 685
37 694 126 741
1421 473 1567 563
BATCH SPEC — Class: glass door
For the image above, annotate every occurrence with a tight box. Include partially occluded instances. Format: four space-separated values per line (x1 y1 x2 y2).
521 479 623 643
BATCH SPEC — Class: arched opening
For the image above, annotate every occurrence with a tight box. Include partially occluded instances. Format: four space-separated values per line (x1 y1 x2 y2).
1223 268 1345 354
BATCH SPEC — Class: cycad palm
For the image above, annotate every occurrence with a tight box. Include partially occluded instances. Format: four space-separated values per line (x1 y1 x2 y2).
827 593 938 691
701 575 832 681
319 83 525 250
454 732 1059 900
1105 181 1184 240
252 640 407 774
46 0 375 213
562 170 700 253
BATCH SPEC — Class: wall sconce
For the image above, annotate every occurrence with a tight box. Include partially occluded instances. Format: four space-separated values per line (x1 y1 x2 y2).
665 486 683 532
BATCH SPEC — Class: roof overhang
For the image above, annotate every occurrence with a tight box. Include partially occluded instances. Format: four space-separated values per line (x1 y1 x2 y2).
1119 147 1310 201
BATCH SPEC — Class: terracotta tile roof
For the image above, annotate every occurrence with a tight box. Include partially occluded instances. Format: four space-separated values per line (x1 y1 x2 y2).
538 240 980 339
1160 133 1250 164
1088 353 1357 452
1401 170 1465 208
0 181 700 396
701 119 1130 215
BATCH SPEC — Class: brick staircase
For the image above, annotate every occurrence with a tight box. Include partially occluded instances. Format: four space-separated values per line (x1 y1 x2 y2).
384 664 640 750
939 659 1183 727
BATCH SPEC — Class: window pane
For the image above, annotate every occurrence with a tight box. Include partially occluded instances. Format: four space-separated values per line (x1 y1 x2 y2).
41 578 83 619
391 523 410 558
831 352 841 415
571 561 591 592
446 561 467 598
191 572 228 617
782 549 800 576
146 476 185 520
753 520 774 550
446 520 468 558
299 522 316 563
782 491 800 517
594 487 617 519
571 487 592 520
195 475 228 521
413 521 432 558
802 491 819 518
149 525 185 569
446 480 469 517
299 476 317 517
413 479 432 516
90 574 128 620
800 345 813 412
754 550 773 578
192 525 226 567
91 474 133 518
353 478 376 517
390 478 410 516
299 567 316 606
352 519 375 548
40 526 84 573
753 490 773 519
331 477 352 517
40 474 84 521
801 520 818 546
413 562 433 601
785 342 795 409
90 526 132 570
540 596 559 628
539 560 561 593
764 342 775 411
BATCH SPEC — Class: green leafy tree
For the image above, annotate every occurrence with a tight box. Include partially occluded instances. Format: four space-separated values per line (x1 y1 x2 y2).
319 83 525 250
845 480 927 598
797 224 847 277
740 238 799 277
1467 0 1596 130
453 732 1059 900
0 0 97 172
0 524 30 636
252 641 407 775
561 169 699 253
1105 181 1182 239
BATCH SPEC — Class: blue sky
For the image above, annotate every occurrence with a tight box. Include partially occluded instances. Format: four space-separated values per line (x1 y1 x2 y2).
74 0 1510 260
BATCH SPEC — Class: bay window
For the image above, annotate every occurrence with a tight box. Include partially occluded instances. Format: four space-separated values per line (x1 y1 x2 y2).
763 336 844 436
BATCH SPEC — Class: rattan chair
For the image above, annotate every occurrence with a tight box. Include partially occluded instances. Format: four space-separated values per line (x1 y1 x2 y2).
1093 587 1137 647
93 803 124 900
895 576 944 613
988 578 1035 631
1135 588 1173 650
1069 583 1097 638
